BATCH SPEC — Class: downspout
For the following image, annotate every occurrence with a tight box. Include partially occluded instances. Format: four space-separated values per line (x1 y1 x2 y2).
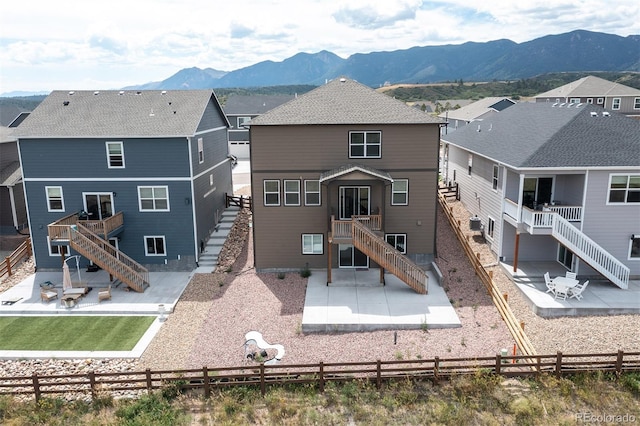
8 185 18 230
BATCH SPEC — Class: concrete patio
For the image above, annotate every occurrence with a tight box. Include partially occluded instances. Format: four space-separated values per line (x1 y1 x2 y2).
302 268 460 332
501 261 640 318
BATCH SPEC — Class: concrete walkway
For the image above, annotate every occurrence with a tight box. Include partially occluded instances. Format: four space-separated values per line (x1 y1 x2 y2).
302 268 460 332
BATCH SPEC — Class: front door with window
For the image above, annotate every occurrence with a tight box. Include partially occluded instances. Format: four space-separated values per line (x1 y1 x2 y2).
83 193 113 220
557 244 574 270
523 177 553 209
339 186 370 267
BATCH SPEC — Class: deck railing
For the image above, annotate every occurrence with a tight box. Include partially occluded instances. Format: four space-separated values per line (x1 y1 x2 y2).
0 238 31 280
79 212 124 237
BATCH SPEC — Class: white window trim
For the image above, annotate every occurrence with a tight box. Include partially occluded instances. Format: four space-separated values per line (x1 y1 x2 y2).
606 174 640 205
304 180 321 206
611 98 621 110
45 186 65 212
284 180 301 206
587 98 593 104
385 233 407 254
349 130 382 159
138 186 170 212
198 137 204 164
144 235 166 256
634 97 640 110
391 179 409 206
47 236 70 257
302 234 323 255
487 216 496 240
597 98 604 104
264 180 280 206
492 165 499 191
569 98 580 104
629 236 640 260
106 141 125 169
237 116 251 128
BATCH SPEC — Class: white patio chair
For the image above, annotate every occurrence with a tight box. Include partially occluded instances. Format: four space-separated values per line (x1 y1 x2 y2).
569 280 589 301
565 272 577 280
554 285 569 300
544 272 555 294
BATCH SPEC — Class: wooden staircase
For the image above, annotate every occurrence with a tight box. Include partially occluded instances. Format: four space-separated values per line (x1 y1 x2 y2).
330 216 428 294
48 214 150 293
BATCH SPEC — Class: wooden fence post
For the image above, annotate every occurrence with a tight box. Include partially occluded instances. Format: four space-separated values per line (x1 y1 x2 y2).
376 360 382 389
203 367 210 399
616 350 624 374
146 369 153 394
434 357 440 383
495 354 501 375
88 371 96 400
32 373 41 402
555 352 562 378
319 362 324 393
260 363 266 396
5 257 11 276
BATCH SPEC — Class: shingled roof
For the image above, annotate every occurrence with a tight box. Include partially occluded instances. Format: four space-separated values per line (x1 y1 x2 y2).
249 78 442 126
442 102 640 168
15 90 226 138
535 75 640 99
222 94 295 115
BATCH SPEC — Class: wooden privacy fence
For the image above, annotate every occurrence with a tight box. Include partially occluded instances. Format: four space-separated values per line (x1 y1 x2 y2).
0 351 638 402
436 192 537 358
225 193 252 210
0 238 31 280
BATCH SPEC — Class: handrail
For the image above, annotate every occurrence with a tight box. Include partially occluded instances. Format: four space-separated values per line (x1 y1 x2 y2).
352 214 382 231
79 212 124 237
552 215 629 289
0 238 31 279
351 220 427 294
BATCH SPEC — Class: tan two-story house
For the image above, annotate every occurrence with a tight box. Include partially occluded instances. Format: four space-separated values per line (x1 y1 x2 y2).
248 78 443 293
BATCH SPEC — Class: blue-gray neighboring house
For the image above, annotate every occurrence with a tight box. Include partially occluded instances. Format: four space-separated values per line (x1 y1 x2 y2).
441 102 640 289
15 90 233 291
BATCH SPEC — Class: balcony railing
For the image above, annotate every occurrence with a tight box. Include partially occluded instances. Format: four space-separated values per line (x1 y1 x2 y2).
49 212 124 240
330 215 382 241
504 199 582 231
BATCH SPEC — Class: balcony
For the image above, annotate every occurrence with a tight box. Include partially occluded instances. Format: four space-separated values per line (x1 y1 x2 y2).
503 199 582 234
49 211 124 242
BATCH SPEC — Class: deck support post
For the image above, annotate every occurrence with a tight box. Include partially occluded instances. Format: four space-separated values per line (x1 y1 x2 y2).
327 241 332 285
380 267 384 285
513 232 520 273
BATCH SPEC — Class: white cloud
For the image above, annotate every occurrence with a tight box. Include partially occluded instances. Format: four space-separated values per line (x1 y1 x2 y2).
1 0 638 93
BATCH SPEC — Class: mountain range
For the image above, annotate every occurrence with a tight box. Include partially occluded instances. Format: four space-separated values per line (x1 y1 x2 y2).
127 30 640 90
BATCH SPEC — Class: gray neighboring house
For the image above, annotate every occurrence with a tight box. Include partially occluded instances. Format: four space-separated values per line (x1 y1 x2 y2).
15 90 233 290
441 102 640 289
534 75 640 117
439 97 516 133
222 94 295 159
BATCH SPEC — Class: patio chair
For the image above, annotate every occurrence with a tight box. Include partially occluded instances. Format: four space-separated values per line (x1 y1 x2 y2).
98 285 112 302
544 272 555 294
569 280 589 301
565 272 577 280
41 288 58 303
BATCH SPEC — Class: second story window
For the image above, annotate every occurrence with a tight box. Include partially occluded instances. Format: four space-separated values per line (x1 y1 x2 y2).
391 180 408 205
237 117 251 128
197 138 204 164
284 180 300 206
138 186 169 211
264 180 280 206
106 141 124 168
634 98 640 110
608 174 640 204
304 180 321 206
349 131 381 158
46 186 65 212
492 165 499 190
612 98 621 110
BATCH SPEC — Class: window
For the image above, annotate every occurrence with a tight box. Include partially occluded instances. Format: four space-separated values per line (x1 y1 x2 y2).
468 154 473 175
349 131 381 158
284 180 300 206
569 98 580 104
634 98 640 110
612 98 621 110
630 236 640 259
237 117 251 128
492 165 499 190
106 141 124 168
385 234 407 254
145 236 166 256
391 179 408 205
487 217 495 239
47 237 69 257
302 234 323 254
138 186 169 211
597 98 604 105
587 98 593 104
304 180 321 206
608 175 640 204
197 138 204 163
45 186 65 212
264 180 280 206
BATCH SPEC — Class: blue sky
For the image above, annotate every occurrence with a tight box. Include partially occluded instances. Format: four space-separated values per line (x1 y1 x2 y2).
1 0 638 94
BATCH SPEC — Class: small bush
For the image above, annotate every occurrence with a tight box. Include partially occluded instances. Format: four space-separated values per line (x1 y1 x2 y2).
300 264 311 278
277 272 286 279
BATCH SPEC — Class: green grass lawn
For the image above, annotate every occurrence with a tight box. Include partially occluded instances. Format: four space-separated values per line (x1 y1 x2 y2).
0 316 156 351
